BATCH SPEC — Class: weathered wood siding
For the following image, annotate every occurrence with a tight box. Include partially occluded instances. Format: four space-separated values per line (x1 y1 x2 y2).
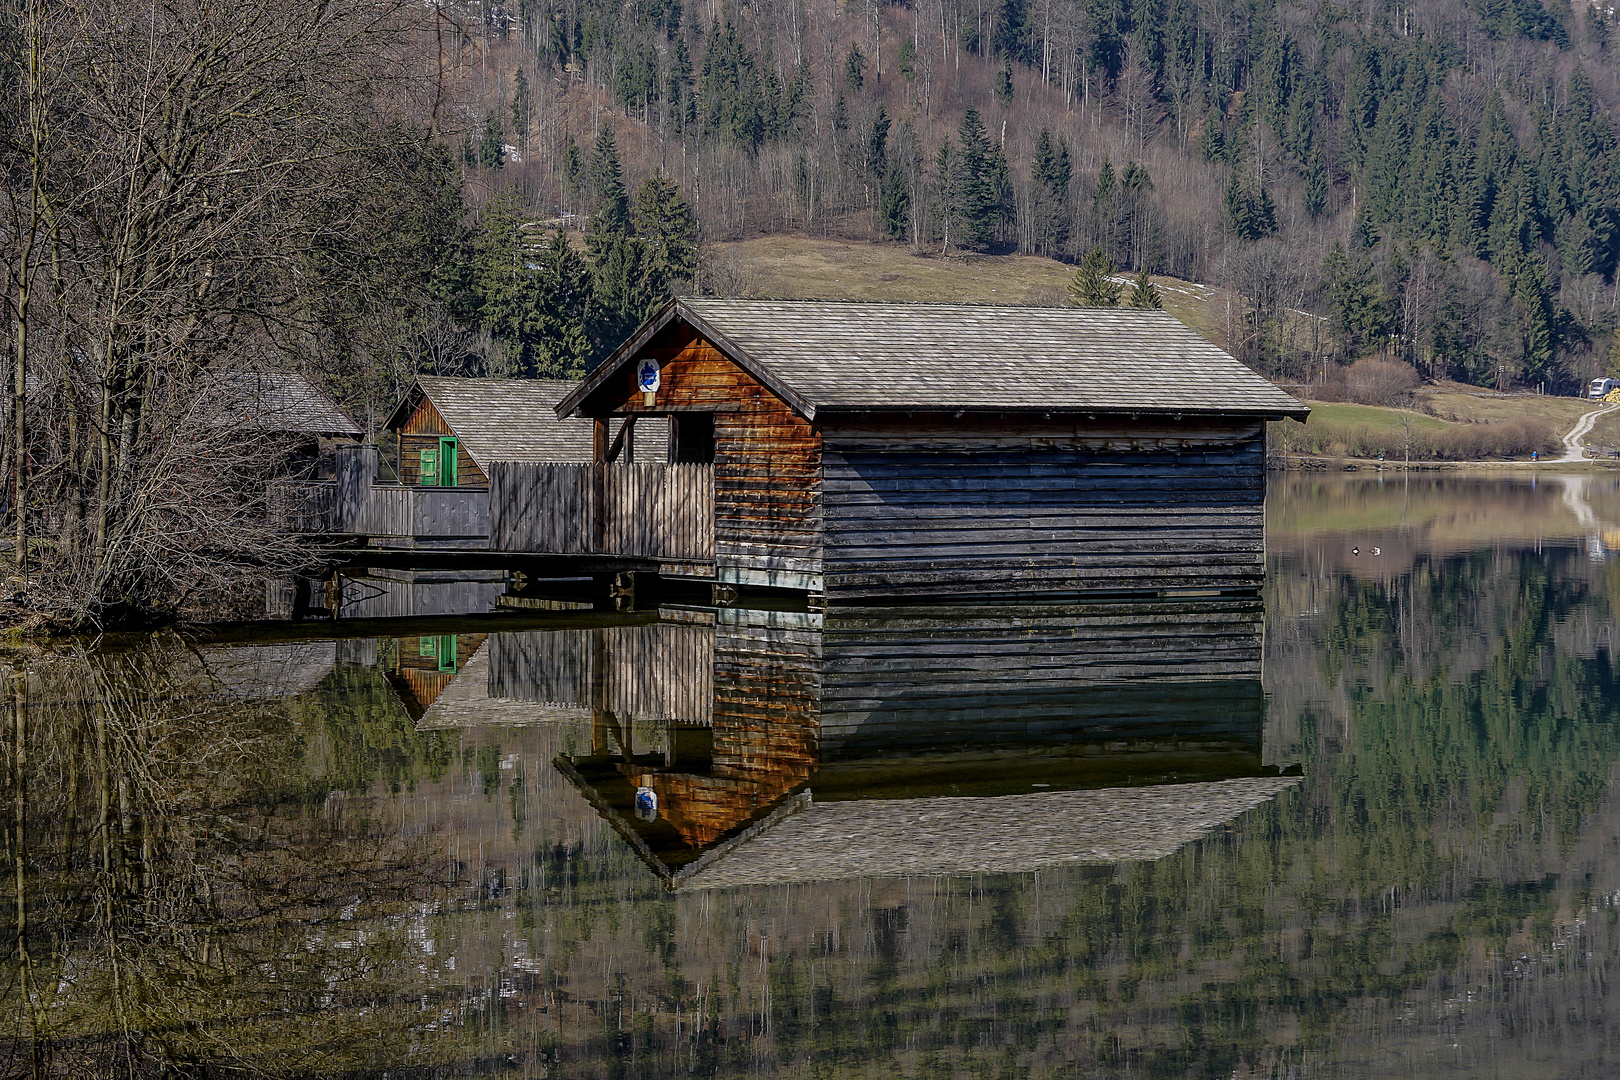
820 416 1266 599
596 326 822 590
489 462 714 560
399 397 487 487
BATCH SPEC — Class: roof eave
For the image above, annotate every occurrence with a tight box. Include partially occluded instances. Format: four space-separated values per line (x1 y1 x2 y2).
383 379 427 431
555 299 822 422
677 304 819 421
555 299 681 419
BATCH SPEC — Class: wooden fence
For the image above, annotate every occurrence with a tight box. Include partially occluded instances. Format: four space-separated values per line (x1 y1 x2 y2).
269 481 338 534
489 462 714 561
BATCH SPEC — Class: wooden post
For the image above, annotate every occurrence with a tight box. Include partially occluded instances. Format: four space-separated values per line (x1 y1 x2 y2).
592 418 608 463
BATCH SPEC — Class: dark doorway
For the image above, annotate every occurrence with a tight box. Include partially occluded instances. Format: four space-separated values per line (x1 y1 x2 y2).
669 413 715 463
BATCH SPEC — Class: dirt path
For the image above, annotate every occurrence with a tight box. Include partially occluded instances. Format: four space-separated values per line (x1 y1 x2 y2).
1560 402 1620 462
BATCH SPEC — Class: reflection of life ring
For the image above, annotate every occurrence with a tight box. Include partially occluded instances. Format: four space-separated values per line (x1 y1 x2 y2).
634 786 658 821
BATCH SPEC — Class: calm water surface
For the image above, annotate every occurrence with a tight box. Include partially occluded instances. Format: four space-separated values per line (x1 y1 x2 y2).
8 473 1620 1078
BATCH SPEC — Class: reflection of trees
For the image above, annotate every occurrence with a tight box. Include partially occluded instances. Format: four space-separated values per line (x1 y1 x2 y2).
0 638 466 1077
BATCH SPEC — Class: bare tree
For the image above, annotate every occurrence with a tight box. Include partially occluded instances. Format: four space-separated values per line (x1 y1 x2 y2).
0 0 440 627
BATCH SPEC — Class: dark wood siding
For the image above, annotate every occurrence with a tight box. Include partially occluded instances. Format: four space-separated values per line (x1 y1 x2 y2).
820 415 1264 600
398 398 487 487
596 323 822 589
814 598 1263 757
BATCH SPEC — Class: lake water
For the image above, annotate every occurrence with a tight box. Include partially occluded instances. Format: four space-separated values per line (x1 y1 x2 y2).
8 473 1620 1078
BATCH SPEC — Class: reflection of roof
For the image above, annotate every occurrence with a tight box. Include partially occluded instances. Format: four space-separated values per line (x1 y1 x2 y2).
386 377 597 470
217 371 363 437
564 299 1309 421
416 640 590 730
200 642 338 699
677 776 1303 890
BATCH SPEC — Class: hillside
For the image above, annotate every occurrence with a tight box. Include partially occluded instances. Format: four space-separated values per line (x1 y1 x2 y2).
439 0 1620 397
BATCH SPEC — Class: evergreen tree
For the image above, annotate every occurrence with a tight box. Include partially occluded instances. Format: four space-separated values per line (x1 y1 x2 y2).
995 63 1014 104
631 170 700 290
994 0 1029 61
586 126 631 259
1197 107 1225 162
880 168 910 240
1303 147 1328 218
1322 241 1391 359
867 105 891 178
527 230 594 378
1068 248 1120 306
561 135 584 215
478 110 505 170
933 137 960 253
1031 128 1072 256
511 70 532 158
1127 270 1163 308
1223 171 1275 241
1513 256 1556 383
898 37 917 81
956 109 997 250
844 43 866 90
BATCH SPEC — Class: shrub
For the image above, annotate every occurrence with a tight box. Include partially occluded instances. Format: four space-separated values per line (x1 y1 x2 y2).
1272 415 1557 462
1345 358 1420 406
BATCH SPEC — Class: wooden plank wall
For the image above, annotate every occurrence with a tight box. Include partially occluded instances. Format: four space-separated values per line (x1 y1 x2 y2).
813 598 1263 756
364 486 412 536
821 416 1266 599
489 630 594 706
334 575 504 618
411 488 490 539
359 487 489 539
597 329 822 588
398 397 487 487
488 462 714 559
267 481 337 533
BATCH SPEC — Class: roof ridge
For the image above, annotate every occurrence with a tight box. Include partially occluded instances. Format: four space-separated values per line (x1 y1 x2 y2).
684 297 1175 311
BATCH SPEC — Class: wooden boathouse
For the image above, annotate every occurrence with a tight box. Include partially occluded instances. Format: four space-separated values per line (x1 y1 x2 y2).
516 299 1308 601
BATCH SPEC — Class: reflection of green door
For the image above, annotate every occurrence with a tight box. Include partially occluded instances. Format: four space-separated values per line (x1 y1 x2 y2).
417 634 459 671
439 437 458 486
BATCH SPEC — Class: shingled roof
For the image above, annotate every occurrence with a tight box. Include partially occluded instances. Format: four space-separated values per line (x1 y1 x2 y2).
559 299 1308 421
218 371 363 437
386 377 595 469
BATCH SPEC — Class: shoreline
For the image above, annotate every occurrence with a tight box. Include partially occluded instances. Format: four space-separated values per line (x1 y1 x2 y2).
1270 456 1620 472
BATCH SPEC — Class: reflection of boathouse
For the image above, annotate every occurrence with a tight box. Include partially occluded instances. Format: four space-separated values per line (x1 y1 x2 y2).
378 599 1299 888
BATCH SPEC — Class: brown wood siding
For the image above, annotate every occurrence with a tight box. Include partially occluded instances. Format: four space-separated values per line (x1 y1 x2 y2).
397 398 487 487
598 325 822 587
820 415 1265 600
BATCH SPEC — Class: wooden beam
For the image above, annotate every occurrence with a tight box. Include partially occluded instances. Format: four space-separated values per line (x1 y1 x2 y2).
593 418 608 463
605 415 637 464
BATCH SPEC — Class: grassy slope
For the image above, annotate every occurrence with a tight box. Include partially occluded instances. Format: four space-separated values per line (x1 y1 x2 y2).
712 236 1229 344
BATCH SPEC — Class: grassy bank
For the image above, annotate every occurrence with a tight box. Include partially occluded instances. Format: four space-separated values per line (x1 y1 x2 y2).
1277 401 1559 461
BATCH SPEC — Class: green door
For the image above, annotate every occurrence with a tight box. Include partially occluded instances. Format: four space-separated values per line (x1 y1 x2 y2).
439 437 458 487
